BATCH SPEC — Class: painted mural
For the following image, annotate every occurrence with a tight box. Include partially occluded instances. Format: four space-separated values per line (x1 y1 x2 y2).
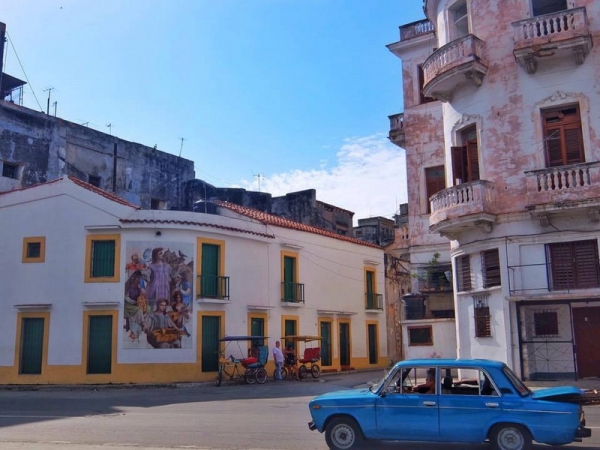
124 242 194 349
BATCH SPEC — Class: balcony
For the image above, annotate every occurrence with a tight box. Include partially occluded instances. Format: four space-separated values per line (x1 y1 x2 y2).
388 113 405 148
399 19 435 42
416 264 453 293
198 275 230 300
365 293 383 311
422 34 488 102
525 162 600 225
281 282 305 304
429 180 497 238
512 7 592 74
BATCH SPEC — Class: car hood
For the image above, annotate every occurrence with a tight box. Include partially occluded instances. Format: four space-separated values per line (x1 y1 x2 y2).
531 386 585 403
311 388 372 402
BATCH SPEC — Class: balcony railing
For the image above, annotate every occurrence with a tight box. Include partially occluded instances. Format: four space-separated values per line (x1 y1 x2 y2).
525 162 600 211
365 293 383 310
422 34 488 102
198 275 230 299
429 180 497 233
399 19 435 41
508 261 600 297
281 282 305 303
388 113 405 147
512 7 592 73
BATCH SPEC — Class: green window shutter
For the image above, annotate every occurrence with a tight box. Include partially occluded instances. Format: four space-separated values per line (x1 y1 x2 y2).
366 271 375 308
87 315 112 374
201 244 220 297
20 318 44 374
92 240 115 277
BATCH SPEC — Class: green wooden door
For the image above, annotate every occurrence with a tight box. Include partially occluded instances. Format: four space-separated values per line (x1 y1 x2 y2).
339 322 350 366
368 323 378 364
87 315 113 374
201 244 219 297
320 321 332 366
202 315 221 372
283 256 296 301
366 271 375 308
284 319 296 349
250 317 265 347
20 318 44 375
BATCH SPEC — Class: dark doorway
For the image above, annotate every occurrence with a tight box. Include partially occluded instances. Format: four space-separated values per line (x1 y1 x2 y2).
202 315 221 372
339 322 351 367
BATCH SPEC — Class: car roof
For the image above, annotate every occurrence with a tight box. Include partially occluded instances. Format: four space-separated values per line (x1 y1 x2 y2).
394 358 505 368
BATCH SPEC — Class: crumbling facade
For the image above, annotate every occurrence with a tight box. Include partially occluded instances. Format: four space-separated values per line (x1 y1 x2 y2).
389 0 600 379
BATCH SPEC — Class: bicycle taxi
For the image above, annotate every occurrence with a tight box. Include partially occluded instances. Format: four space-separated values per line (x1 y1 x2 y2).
215 335 269 387
280 335 322 380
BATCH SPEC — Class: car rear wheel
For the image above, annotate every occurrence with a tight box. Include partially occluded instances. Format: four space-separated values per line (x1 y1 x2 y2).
490 423 532 450
325 417 364 450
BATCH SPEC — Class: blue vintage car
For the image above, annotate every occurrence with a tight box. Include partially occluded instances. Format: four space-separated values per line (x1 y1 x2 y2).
308 359 591 450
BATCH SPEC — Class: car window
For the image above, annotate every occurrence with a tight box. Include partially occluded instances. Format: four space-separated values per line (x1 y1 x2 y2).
503 365 531 396
386 367 437 394
439 367 499 396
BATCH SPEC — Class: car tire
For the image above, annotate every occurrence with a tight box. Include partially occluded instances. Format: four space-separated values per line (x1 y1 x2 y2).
325 417 364 450
490 423 532 450
256 368 267 384
311 364 320 378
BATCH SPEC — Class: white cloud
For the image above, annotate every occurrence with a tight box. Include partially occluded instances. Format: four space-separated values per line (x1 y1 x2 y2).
239 134 407 224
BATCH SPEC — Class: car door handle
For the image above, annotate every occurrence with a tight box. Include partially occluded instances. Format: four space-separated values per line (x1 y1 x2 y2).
485 402 499 408
423 401 436 406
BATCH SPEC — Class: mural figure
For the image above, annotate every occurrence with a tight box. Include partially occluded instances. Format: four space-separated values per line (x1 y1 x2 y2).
144 298 186 349
126 252 146 276
168 290 191 333
124 270 147 341
146 247 171 305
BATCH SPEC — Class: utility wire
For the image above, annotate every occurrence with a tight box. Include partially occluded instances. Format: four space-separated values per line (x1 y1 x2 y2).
6 31 43 111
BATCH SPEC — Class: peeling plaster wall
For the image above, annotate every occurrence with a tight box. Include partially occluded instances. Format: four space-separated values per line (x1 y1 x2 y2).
0 101 195 209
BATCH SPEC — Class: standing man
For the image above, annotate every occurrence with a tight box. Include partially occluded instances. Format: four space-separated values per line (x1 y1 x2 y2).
273 340 284 381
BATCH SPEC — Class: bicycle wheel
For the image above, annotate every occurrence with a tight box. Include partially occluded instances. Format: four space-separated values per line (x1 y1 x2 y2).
245 369 257 384
273 367 287 381
311 364 321 378
256 368 267 384
216 369 223 387
299 365 308 379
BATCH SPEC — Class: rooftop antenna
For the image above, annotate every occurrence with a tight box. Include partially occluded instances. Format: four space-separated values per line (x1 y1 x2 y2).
179 137 186 157
106 123 113 135
43 87 54 115
253 173 264 192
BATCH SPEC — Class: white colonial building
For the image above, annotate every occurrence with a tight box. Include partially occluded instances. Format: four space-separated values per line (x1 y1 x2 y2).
0 177 387 384
389 0 600 380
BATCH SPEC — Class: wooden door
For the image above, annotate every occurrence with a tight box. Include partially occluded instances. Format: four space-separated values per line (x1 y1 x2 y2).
573 307 600 378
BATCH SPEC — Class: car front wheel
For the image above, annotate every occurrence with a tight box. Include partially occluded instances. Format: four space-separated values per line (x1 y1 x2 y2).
325 417 364 450
490 423 532 450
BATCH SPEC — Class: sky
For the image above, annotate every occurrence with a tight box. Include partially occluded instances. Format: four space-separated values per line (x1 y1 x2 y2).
2 0 426 223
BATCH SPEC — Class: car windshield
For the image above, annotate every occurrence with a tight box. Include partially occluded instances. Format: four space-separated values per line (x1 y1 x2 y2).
369 371 390 392
503 365 532 397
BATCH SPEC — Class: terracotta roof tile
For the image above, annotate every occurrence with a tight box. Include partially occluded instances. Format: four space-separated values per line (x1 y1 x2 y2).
214 200 382 249
68 176 139 208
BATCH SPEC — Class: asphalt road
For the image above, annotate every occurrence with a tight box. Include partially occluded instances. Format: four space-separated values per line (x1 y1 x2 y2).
0 371 598 450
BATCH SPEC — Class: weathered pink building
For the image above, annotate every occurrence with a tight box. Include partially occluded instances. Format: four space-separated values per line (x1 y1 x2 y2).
389 0 600 380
